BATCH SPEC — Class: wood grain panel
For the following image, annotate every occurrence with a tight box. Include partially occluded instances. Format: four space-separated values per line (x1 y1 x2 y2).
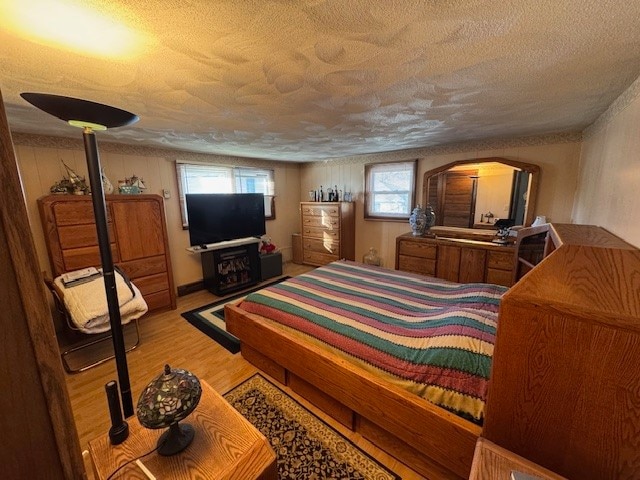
303 250 339 266
289 373 354 429
398 255 436 276
487 250 513 270
57 223 114 249
62 244 119 272
398 240 437 259
357 416 462 480
134 272 169 295
459 248 486 283
301 215 340 229
485 240 640 480
302 237 338 255
0 89 84 478
485 268 512 286
241 344 287 384
118 254 167 279
302 225 340 240
437 245 461 282
469 438 566 480
111 199 164 261
142 289 172 311
301 204 340 216
53 200 110 226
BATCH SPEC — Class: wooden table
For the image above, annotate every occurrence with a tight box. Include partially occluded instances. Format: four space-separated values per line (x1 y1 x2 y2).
469 438 566 480
89 379 277 480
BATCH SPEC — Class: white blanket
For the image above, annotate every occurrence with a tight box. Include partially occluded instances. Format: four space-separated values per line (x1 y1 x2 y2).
54 269 148 334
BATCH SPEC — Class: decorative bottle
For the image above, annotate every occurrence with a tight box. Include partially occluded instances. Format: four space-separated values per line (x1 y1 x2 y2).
363 247 381 266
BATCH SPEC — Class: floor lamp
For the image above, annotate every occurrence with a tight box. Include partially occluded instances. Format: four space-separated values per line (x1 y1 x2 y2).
21 92 139 417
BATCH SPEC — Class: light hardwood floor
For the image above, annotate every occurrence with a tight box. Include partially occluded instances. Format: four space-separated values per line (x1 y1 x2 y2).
64 263 426 479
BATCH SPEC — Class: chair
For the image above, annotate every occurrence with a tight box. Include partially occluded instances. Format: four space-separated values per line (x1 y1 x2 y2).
44 270 145 373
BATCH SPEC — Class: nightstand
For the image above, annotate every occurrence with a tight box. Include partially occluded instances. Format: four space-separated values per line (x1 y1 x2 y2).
89 379 276 480
469 438 566 480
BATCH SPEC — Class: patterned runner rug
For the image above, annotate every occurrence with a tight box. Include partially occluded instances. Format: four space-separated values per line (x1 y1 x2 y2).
224 374 399 480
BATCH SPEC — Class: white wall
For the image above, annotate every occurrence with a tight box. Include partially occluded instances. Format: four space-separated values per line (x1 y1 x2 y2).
13 136 301 288
572 76 640 248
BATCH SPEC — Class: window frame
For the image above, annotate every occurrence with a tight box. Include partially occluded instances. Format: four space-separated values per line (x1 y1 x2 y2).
364 160 417 221
176 162 275 229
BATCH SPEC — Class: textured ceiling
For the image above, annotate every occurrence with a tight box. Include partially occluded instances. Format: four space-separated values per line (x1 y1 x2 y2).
1 0 640 162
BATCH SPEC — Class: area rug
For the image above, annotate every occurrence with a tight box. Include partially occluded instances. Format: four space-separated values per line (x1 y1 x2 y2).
181 277 290 353
224 374 399 480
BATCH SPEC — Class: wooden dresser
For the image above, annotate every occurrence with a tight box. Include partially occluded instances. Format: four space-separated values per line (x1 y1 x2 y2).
484 224 640 480
38 194 176 313
395 231 515 287
300 202 355 266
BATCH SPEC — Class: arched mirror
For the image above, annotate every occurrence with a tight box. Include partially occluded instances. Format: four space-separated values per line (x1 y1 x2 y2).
423 157 540 228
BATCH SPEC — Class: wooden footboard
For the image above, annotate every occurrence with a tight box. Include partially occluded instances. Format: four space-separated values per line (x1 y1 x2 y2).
226 302 480 479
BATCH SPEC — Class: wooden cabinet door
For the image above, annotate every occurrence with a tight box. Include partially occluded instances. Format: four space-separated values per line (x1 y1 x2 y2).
111 199 164 261
436 245 461 282
459 248 486 283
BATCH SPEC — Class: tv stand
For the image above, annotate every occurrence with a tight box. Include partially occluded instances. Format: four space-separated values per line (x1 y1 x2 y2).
194 238 261 295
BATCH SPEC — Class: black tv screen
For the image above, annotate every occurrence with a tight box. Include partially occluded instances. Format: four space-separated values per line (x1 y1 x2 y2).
186 193 266 246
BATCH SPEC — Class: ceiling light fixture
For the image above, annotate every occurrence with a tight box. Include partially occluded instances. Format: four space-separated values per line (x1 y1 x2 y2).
2 0 143 58
21 92 139 416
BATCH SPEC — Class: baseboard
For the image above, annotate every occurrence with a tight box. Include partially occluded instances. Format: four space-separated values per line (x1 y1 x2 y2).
177 280 204 297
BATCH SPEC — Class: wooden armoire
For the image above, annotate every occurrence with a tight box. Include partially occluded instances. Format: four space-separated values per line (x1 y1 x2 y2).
38 194 176 313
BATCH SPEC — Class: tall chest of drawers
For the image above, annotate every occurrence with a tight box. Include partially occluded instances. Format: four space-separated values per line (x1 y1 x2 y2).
38 194 176 313
300 202 355 266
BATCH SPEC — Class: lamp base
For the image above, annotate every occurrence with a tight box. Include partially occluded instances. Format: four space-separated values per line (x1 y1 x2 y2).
109 421 129 445
157 422 195 456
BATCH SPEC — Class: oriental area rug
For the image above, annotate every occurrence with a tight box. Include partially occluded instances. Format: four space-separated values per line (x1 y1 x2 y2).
181 277 289 353
224 374 399 480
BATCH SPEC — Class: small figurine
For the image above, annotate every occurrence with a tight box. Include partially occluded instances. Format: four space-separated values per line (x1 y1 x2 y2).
260 237 277 254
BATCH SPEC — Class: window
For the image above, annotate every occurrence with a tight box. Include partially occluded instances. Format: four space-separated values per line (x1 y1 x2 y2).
364 160 417 220
176 162 275 227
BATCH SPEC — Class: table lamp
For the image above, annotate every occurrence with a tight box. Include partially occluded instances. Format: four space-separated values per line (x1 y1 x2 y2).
136 364 202 456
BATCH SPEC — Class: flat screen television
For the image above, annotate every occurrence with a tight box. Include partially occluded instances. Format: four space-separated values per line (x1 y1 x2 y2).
186 193 266 246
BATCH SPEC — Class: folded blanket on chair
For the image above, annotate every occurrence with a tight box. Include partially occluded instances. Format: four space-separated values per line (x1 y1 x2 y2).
54 268 148 334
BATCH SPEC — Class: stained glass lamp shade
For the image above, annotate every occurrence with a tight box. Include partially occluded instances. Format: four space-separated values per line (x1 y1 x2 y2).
136 364 202 456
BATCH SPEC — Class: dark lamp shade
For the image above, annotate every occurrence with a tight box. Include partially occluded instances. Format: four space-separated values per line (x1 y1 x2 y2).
20 92 139 129
137 364 202 429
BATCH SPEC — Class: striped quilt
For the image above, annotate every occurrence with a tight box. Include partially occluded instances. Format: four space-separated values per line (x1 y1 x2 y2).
239 260 508 424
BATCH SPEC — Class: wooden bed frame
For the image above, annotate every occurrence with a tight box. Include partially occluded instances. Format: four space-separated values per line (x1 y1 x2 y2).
226 223 640 480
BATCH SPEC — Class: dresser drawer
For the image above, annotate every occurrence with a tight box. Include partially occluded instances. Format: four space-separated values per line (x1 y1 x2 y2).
398 240 437 259
134 273 170 296
57 223 114 249
486 268 513 287
303 237 339 255
487 251 514 271
398 255 436 276
303 251 339 266
118 255 168 278
62 244 119 272
53 201 111 226
302 226 340 240
302 215 340 229
301 205 340 217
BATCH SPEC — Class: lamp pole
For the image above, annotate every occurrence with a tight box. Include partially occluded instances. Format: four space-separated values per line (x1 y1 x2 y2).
83 127 133 417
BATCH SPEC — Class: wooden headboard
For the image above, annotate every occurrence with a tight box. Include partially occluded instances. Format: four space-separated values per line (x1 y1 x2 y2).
484 224 640 479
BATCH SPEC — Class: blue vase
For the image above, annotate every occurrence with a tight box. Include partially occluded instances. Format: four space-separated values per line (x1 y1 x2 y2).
409 205 436 236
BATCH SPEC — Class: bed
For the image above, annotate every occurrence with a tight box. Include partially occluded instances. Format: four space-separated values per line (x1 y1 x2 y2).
226 260 508 479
